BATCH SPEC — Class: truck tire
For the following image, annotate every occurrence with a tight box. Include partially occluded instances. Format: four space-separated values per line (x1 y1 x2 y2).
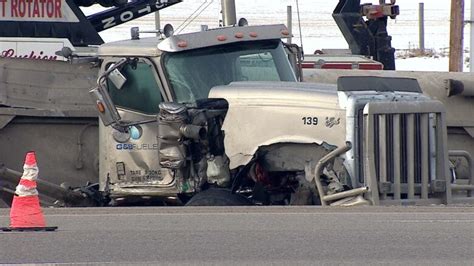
185 188 252 206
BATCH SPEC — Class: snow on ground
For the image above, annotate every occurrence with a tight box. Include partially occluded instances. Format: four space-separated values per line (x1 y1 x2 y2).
395 49 471 72
396 56 450 72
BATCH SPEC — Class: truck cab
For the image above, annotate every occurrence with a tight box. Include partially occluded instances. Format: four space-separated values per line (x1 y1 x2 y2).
93 24 298 204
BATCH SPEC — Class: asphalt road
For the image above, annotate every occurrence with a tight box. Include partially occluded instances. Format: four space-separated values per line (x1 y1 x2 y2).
0 206 473 265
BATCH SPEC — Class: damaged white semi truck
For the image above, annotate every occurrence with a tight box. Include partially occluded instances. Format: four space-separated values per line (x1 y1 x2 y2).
88 23 474 206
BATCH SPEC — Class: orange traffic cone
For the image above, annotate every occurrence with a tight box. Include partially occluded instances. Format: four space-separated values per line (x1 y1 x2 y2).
1 151 57 232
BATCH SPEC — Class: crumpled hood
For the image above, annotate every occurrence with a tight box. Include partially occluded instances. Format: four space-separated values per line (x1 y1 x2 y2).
209 81 340 110
209 81 346 169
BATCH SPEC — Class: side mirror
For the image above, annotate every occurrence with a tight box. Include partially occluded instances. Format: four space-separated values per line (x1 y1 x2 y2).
108 66 127 90
284 43 303 82
163 24 174 38
238 18 248 27
89 86 121 127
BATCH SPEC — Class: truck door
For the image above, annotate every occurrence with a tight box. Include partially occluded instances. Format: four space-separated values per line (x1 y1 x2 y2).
99 58 174 194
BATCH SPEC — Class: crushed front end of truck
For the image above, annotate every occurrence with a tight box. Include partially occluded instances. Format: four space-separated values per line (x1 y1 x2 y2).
90 24 474 206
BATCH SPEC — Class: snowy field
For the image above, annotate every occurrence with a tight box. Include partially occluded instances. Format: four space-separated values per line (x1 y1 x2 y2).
82 0 473 71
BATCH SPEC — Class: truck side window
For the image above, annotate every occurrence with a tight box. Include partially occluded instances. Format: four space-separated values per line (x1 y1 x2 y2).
238 53 280 81
107 61 163 114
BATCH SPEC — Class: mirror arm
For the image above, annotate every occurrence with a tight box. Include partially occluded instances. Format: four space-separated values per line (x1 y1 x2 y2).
283 43 304 82
97 57 130 86
113 119 157 131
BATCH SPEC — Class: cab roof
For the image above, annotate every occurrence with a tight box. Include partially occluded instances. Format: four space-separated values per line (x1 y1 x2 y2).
98 24 290 57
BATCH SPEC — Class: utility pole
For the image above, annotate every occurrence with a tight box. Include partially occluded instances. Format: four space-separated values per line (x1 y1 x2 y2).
287 6 292 44
155 11 161 37
449 0 464 72
419 3 425 51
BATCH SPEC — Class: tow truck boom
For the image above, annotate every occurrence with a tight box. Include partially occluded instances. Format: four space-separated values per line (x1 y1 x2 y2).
333 0 398 70
0 0 182 46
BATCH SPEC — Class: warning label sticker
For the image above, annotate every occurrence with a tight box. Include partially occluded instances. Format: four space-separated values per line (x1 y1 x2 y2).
0 0 79 22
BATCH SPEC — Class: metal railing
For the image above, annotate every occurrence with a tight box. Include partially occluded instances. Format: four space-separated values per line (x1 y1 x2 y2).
449 150 474 197
360 100 452 205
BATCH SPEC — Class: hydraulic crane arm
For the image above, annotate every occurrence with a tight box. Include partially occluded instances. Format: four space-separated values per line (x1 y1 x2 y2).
0 0 182 46
88 0 182 32
333 0 399 70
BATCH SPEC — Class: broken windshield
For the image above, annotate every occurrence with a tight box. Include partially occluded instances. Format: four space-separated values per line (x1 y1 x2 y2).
162 40 296 103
